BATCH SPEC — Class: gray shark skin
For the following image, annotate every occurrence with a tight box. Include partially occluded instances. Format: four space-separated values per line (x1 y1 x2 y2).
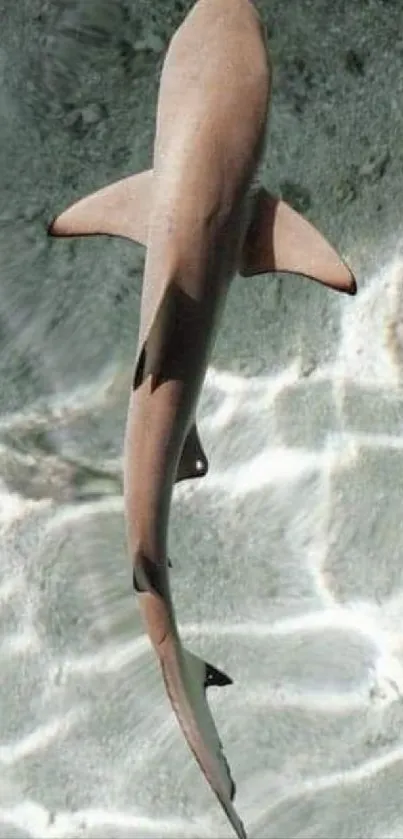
48 1 357 836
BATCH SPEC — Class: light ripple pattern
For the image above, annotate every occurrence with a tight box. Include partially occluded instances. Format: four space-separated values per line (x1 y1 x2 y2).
2 0 403 832
2 250 403 837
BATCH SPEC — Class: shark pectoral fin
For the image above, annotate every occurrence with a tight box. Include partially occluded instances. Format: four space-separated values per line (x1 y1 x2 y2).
240 187 357 295
48 169 153 245
176 423 209 483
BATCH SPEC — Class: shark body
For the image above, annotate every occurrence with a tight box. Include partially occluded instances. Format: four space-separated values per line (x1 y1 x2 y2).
48 2 356 836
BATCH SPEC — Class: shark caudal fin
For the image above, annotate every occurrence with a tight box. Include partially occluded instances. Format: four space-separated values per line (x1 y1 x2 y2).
240 187 357 295
48 169 153 245
159 643 247 839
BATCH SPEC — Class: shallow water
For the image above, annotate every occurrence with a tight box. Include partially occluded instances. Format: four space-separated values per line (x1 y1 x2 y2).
3 257 403 838
2 0 403 836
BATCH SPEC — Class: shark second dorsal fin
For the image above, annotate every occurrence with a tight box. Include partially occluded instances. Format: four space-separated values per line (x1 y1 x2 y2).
48 169 153 246
240 187 357 295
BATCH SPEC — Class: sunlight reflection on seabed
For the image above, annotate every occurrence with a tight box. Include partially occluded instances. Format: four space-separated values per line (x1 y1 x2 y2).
2 253 403 837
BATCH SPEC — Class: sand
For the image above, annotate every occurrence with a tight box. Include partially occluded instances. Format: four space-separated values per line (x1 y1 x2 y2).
1 0 403 836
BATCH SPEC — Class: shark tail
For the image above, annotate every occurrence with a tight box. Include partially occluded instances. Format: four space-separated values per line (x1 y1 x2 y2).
133 561 247 838
159 641 248 839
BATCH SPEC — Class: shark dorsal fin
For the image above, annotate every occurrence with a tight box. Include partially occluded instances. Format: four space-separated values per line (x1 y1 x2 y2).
48 169 153 246
240 187 356 295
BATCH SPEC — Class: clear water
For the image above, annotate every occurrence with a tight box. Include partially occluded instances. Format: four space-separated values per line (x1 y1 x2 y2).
2 0 403 836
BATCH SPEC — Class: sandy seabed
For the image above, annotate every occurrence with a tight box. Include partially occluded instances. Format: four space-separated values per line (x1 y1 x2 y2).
2 0 403 836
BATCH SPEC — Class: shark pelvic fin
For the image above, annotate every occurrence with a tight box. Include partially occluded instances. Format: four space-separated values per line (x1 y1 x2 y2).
176 423 209 483
240 187 357 295
48 169 153 245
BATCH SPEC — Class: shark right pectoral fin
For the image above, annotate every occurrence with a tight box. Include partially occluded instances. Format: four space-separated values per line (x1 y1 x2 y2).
240 187 357 295
48 169 153 245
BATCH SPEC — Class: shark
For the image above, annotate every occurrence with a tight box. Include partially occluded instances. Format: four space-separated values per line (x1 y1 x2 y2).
48 0 356 836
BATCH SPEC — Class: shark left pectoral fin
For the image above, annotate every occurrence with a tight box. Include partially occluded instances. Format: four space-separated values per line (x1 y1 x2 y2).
240 187 357 295
48 169 153 246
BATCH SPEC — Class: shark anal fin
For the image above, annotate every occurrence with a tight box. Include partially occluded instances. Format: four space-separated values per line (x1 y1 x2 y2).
48 169 153 245
176 423 209 483
204 660 233 688
184 650 233 691
240 187 357 295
